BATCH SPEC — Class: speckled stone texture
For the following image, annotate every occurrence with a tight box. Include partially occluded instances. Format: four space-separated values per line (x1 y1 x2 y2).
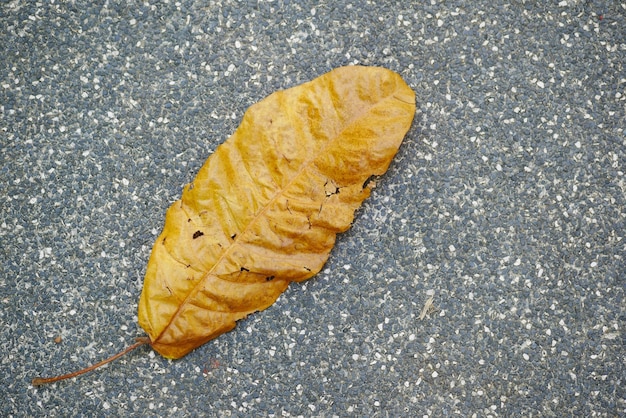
1 0 624 416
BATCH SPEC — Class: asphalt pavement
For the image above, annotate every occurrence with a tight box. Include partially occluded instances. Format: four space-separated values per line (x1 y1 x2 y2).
1 0 624 416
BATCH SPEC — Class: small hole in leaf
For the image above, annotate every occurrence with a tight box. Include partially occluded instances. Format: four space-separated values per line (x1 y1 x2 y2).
193 231 204 239
240 267 249 272
265 276 275 281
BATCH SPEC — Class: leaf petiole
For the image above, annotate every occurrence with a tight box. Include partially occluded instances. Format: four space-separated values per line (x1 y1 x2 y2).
32 337 151 386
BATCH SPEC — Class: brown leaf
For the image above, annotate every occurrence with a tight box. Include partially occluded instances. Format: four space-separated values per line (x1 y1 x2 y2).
138 66 416 359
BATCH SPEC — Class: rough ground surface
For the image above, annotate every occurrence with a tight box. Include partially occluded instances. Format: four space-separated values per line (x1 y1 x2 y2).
1 0 624 416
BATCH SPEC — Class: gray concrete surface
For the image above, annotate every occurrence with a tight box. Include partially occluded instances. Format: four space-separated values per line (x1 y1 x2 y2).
1 0 624 416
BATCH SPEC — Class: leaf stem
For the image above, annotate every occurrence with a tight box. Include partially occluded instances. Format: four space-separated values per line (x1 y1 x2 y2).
32 337 151 386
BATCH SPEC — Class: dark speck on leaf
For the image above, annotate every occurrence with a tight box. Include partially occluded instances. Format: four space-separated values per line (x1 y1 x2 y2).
362 175 376 189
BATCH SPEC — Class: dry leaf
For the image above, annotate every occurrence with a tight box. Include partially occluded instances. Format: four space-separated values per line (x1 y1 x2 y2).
138 65 416 358
32 66 415 385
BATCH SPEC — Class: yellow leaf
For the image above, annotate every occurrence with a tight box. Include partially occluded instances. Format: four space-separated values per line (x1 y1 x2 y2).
138 66 416 359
